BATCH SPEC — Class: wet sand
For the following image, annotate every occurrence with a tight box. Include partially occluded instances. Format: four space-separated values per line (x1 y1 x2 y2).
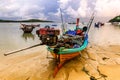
0 23 120 80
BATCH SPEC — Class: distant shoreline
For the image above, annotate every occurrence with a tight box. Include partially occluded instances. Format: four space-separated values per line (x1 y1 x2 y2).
0 21 53 23
0 19 53 23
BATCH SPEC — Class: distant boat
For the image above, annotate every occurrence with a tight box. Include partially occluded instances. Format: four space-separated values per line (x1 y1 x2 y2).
20 24 40 33
68 22 76 24
94 22 104 28
99 22 104 26
51 24 57 26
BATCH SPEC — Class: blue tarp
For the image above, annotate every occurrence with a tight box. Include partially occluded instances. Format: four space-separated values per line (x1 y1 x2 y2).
65 30 76 36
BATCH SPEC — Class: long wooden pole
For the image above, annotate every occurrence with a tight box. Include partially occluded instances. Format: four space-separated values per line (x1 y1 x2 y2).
86 13 94 34
4 43 42 56
60 8 65 35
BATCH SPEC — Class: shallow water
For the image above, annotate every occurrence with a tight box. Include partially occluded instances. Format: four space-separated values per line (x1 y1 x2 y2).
0 22 120 54
89 23 120 45
0 22 62 54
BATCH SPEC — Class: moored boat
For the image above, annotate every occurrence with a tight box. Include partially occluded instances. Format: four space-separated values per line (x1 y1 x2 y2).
51 24 57 26
47 18 89 77
94 22 104 28
36 13 94 77
46 12 94 77
20 24 40 33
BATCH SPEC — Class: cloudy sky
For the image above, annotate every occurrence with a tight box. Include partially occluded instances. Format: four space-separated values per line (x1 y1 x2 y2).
0 0 120 22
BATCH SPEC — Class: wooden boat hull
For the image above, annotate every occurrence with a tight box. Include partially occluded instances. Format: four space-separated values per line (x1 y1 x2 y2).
21 28 34 33
47 34 88 77
51 51 80 63
50 51 80 78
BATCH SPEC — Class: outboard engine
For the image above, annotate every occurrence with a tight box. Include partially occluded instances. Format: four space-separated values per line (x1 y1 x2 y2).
36 25 60 46
40 34 58 46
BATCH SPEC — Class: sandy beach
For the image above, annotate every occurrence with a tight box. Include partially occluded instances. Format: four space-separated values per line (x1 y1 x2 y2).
0 24 120 80
0 44 120 80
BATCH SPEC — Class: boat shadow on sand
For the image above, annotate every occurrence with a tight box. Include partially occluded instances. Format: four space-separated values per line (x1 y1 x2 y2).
39 49 93 80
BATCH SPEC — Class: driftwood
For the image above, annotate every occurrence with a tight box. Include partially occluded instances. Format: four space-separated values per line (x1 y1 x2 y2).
4 43 42 56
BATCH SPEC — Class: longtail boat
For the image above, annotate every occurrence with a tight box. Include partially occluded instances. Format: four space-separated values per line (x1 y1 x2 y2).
20 24 40 33
36 13 94 77
48 36 88 77
46 18 88 77
47 14 94 77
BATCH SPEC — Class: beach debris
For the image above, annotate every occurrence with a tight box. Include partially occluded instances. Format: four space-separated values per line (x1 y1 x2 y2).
102 57 110 60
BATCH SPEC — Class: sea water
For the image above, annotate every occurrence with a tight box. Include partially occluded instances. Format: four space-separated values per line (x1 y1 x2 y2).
0 22 120 55
0 22 62 54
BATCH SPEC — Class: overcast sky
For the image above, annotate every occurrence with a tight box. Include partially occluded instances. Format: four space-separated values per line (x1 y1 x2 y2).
0 0 120 22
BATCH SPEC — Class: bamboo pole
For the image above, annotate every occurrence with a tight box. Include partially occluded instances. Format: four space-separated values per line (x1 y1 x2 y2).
4 43 42 56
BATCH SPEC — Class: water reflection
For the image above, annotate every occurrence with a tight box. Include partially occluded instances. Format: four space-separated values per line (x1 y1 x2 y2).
22 33 35 41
